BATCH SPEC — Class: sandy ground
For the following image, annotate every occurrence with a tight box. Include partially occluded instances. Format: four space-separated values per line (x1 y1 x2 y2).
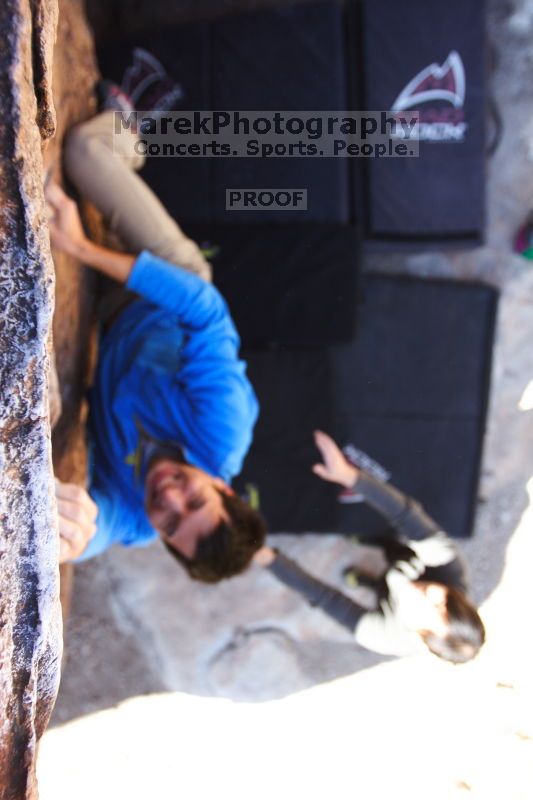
38 0 533 797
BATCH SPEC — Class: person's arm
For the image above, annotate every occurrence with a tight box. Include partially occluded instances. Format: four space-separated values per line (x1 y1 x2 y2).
55 480 124 563
312 430 439 541
257 547 367 633
348 473 470 583
46 182 136 282
355 472 441 542
254 547 423 656
312 431 467 586
125 250 231 331
47 182 235 339
46 181 239 347
73 483 159 562
46 182 227 331
56 478 149 564
75 239 135 283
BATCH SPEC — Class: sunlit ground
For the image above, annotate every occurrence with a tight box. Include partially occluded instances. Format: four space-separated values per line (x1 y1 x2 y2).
37 485 533 799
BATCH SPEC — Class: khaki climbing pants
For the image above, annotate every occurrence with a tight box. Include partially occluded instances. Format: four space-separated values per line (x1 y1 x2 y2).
63 110 212 282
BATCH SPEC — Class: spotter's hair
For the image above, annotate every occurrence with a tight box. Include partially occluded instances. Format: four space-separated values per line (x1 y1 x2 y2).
420 585 485 664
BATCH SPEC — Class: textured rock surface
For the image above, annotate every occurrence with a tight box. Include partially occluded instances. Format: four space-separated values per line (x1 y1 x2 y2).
0 0 102 794
48 0 100 640
0 1 61 797
30 0 58 141
50 0 100 487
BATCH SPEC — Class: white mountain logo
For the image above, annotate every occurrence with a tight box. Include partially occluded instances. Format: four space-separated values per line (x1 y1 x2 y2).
392 51 466 113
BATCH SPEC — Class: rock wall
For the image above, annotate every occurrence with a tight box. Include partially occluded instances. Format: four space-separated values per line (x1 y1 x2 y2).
49 0 100 624
0 0 101 796
50 0 100 486
0 1 61 797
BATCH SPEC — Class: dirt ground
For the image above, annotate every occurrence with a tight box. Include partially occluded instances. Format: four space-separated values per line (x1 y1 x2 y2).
40 0 533 797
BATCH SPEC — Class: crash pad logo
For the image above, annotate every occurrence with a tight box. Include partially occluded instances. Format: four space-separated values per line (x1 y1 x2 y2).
391 51 467 143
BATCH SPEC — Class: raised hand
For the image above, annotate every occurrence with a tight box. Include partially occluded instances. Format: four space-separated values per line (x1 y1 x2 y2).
45 182 88 257
311 430 359 489
45 181 136 282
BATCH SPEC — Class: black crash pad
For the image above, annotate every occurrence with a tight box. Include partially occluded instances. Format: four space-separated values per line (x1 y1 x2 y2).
358 0 486 246
235 275 498 538
187 222 360 349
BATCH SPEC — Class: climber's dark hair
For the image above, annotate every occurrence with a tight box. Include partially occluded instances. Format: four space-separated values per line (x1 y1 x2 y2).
420 585 486 664
164 490 266 583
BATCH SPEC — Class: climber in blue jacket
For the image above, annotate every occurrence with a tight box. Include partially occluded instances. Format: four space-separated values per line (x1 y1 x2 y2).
47 179 265 583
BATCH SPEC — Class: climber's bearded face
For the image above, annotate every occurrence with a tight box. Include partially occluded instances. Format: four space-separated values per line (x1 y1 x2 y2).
145 459 232 558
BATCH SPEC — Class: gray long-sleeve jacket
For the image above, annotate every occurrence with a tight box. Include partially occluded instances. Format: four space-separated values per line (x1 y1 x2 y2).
268 472 469 657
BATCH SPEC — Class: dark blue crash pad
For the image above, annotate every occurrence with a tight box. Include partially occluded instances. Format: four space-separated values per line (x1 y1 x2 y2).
234 275 498 538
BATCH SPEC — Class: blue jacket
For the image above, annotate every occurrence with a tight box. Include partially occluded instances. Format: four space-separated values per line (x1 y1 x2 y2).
80 251 259 560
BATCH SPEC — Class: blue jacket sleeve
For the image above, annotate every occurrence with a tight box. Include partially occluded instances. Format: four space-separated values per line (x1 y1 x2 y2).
127 250 233 335
76 485 157 562
74 487 118 561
